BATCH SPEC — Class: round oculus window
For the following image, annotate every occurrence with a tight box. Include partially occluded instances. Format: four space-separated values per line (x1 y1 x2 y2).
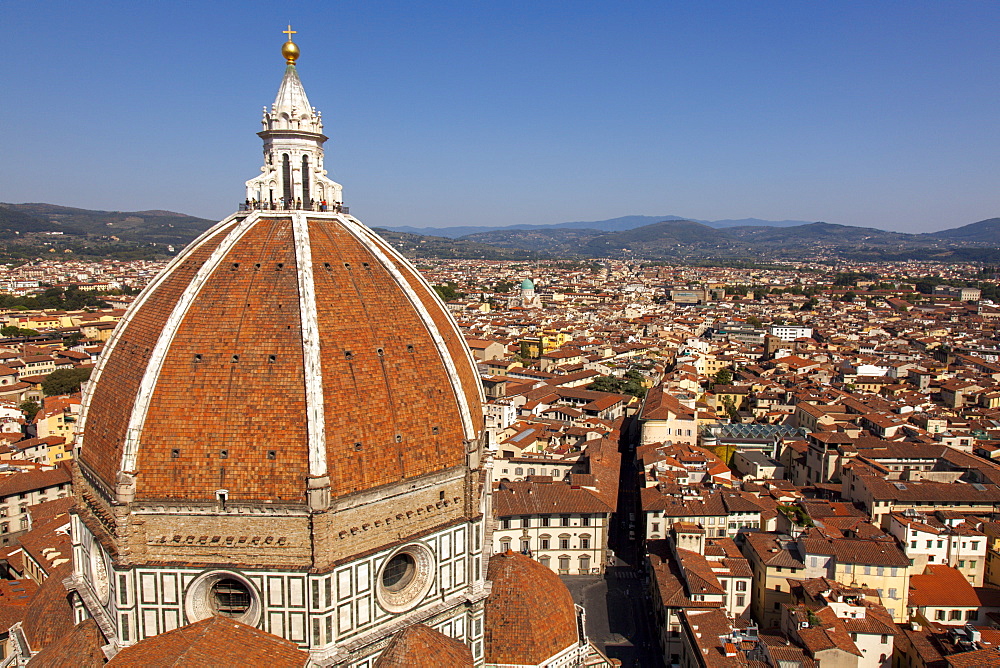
375 543 435 613
210 578 252 617
184 571 261 626
382 553 416 592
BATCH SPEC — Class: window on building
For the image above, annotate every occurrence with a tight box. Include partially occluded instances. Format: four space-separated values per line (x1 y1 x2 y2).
937 540 944 548
500 540 510 552
959 560 966 568
580 556 590 573
888 588 897 599
737 580 747 592
950 610 963 620
541 516 550 527
561 516 570 527
580 538 590 550
560 538 569 550
581 515 590 527
881 634 888 644
967 610 978 621
652 523 659 533
501 519 510 529
515 467 523 476
520 539 530 553
935 610 945 620
558 557 570 574
972 541 980 550
521 516 531 529
926 540 933 548
540 539 550 550
736 595 745 607
970 560 977 569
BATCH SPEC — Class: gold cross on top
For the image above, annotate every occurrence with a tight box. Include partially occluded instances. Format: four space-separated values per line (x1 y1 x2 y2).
283 24 297 41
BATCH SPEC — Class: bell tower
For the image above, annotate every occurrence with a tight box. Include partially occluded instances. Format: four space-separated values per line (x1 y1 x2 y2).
246 26 344 209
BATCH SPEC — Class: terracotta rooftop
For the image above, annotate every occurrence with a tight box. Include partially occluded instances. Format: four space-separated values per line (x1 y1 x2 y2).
484 551 579 665
26 618 106 668
105 615 308 667
373 623 473 668
77 213 484 505
909 565 980 608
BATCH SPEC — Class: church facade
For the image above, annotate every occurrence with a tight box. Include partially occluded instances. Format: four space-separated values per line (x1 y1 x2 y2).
65 33 494 667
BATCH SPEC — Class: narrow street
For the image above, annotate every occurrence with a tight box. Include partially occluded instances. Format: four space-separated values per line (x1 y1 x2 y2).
562 418 664 668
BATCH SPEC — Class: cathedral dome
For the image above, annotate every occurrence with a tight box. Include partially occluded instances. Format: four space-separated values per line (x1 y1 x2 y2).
67 34 491 664
483 551 579 665
76 211 484 504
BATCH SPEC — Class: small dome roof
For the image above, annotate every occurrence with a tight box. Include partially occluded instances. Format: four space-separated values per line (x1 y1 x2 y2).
520 278 534 289
374 623 473 668
484 551 578 665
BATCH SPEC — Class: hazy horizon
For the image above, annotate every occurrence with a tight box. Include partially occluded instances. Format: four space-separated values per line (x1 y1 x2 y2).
3 2 998 234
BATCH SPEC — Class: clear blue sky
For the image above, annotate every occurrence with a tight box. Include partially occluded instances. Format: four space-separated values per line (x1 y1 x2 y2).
2 2 998 233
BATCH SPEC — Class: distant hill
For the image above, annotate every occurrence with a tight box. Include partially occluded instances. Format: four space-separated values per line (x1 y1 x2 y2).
4 202 999 263
929 218 1000 243
0 203 215 246
384 214 814 238
0 203 217 260
457 218 1000 261
371 228 546 260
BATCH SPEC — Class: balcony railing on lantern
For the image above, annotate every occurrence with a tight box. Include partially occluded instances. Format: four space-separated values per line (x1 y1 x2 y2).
239 200 348 214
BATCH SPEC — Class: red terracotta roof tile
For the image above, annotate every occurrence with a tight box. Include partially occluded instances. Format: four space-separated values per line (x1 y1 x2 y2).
373 623 473 668
484 551 578 665
106 616 307 667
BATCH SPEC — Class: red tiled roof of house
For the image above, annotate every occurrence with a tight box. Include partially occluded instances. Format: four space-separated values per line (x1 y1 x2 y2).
105 616 308 667
484 551 578 666
373 623 473 668
0 465 71 499
909 565 980 608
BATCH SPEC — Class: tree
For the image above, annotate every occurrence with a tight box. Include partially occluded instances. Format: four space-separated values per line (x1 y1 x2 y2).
721 396 739 422
713 368 733 386
19 399 40 422
746 316 763 328
42 367 92 396
841 291 856 302
0 326 38 338
588 371 647 399
801 297 818 311
64 331 85 346
433 283 463 301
